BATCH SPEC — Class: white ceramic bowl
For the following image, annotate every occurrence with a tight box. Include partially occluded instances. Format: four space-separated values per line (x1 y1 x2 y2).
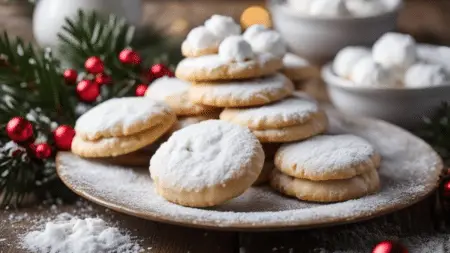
322 64 450 128
268 0 402 64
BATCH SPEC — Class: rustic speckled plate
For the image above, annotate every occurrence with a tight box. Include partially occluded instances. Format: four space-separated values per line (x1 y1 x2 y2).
56 110 442 231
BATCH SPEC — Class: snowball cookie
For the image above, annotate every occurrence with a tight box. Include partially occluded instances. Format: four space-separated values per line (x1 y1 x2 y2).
150 120 265 207
248 30 287 58
275 135 381 181
372 32 417 71
189 73 294 107
204 15 241 41
243 24 267 42
333 46 371 78
350 56 400 88
270 168 380 202
309 0 351 17
282 53 320 81
175 53 283 82
345 0 388 17
404 63 450 88
220 96 320 130
75 97 176 141
144 77 219 116
181 26 220 57
218 36 255 62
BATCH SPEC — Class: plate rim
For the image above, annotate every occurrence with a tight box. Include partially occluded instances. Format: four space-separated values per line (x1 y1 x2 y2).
56 113 443 231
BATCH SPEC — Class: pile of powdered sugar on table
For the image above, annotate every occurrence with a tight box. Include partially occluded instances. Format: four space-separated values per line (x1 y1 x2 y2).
20 213 142 253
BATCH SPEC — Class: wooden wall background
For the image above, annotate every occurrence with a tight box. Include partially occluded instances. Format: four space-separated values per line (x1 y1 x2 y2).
0 0 449 46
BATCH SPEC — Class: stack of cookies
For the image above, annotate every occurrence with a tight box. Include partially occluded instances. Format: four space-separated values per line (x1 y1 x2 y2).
71 97 177 166
271 135 381 202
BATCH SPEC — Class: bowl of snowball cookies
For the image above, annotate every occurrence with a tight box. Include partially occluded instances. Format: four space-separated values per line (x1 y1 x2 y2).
322 32 450 128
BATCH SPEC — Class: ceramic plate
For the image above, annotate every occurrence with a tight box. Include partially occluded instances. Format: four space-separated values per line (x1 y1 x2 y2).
56 110 442 231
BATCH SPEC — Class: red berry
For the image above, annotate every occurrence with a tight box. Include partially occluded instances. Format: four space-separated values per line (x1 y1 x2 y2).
77 80 100 102
150 63 173 79
135 84 148 96
84 56 104 74
444 180 450 197
53 125 76 151
63 69 78 84
95 73 111 85
6 117 34 142
34 143 52 159
372 241 408 253
119 49 141 65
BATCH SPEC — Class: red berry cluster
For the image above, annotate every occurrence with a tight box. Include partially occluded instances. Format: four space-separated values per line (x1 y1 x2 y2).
63 49 174 101
5 117 75 160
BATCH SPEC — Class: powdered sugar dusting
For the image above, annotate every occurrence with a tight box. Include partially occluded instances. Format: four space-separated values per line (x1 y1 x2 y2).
222 96 318 127
150 120 262 191
283 53 310 69
75 97 171 139
57 110 441 229
276 135 376 178
177 53 276 72
145 77 190 100
193 73 292 101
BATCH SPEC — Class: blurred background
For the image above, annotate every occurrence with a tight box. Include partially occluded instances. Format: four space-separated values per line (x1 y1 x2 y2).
1 0 450 46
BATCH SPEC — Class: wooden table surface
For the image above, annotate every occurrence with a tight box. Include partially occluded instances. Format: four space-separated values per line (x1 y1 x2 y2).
0 2 449 252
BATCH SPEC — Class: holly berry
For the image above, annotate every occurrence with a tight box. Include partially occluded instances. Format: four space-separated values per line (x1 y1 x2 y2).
119 49 141 65
84 56 104 74
63 69 78 84
6 117 34 143
95 73 111 86
372 241 408 253
33 143 52 159
135 84 148 97
443 180 450 197
76 80 100 102
150 63 173 79
53 125 76 151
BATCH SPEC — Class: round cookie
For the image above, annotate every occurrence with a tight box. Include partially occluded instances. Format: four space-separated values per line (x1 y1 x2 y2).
181 26 220 58
275 135 381 181
220 96 320 130
253 160 274 186
72 119 176 158
75 97 175 141
270 168 380 203
150 120 265 207
175 53 283 82
252 111 328 143
282 53 320 81
145 77 219 116
182 41 218 58
189 73 294 107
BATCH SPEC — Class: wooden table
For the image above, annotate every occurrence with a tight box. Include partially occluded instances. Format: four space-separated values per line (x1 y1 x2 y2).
0 2 449 252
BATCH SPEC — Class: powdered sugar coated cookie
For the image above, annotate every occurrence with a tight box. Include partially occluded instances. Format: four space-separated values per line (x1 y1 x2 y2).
175 53 282 82
150 120 264 207
75 97 175 141
181 26 220 57
275 135 381 181
220 96 319 130
145 77 218 116
189 73 294 107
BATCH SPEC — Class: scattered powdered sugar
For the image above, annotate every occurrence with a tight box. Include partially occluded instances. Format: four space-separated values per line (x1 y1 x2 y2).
276 134 376 177
21 213 142 253
145 77 190 100
192 73 292 101
150 120 261 191
75 97 171 139
57 110 441 229
221 96 318 128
